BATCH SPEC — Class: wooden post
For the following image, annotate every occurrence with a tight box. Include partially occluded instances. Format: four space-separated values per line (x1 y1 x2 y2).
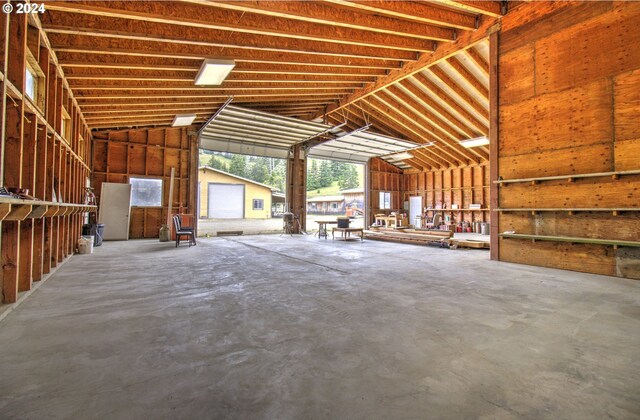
167 166 175 228
489 30 500 260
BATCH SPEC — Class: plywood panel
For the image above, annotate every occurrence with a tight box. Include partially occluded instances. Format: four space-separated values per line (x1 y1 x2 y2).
144 208 162 238
614 139 640 172
499 44 535 105
499 178 640 209
146 148 164 176
129 146 146 175
499 143 613 179
129 208 144 239
535 2 640 95
614 68 640 141
108 143 127 174
499 239 616 277
500 212 640 242
500 78 613 157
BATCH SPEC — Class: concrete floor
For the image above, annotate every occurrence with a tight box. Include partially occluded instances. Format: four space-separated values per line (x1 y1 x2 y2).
197 214 365 236
0 236 638 419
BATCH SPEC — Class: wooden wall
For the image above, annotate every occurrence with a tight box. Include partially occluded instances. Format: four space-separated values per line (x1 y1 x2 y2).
368 158 403 221
403 164 489 225
497 2 640 279
1 13 92 303
91 127 198 239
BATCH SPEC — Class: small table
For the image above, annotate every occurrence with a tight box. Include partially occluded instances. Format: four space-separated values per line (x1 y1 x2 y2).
332 227 364 241
315 220 338 239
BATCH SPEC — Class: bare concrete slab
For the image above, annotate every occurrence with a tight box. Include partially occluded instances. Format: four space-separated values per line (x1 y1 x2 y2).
0 236 638 419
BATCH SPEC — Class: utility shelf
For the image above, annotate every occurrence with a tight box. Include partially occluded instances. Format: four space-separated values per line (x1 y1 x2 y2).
500 233 640 248
0 197 96 221
494 170 640 185
498 208 639 214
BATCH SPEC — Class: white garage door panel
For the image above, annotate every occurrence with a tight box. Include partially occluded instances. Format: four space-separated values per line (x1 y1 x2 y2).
208 184 244 218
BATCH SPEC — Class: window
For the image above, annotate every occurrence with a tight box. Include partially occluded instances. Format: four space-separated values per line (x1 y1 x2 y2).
252 199 264 210
379 192 391 210
331 202 338 209
25 67 36 102
130 178 163 207
61 108 72 143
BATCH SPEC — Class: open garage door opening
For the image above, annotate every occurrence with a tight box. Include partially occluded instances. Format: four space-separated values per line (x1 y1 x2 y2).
197 151 287 236
305 158 366 231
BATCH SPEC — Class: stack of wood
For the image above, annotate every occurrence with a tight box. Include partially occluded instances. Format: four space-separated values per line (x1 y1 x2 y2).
365 227 452 246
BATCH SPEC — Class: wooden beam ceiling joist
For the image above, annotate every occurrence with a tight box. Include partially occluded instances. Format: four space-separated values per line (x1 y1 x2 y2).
360 97 455 168
432 1 504 18
82 106 219 115
369 93 473 165
68 81 362 91
323 0 477 30
55 52 393 75
47 33 404 69
410 72 489 134
427 66 489 120
383 86 486 162
443 57 489 100
191 0 456 41
44 1 441 52
403 158 426 171
463 47 490 78
318 13 498 118
41 15 423 61
74 90 351 99
349 102 414 140
78 97 343 107
64 69 377 84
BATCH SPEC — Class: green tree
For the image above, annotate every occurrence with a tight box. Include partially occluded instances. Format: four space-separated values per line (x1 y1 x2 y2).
249 158 269 184
229 154 247 178
208 155 227 171
338 165 359 190
307 160 319 190
318 160 333 188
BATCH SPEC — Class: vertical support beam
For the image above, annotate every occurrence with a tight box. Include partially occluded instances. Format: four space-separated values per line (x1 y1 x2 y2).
188 130 199 237
489 30 500 260
286 144 306 233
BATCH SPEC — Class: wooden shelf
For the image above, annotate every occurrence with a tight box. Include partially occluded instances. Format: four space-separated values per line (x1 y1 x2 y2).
498 208 639 213
500 233 640 248
0 197 96 221
494 170 640 185
4 78 22 100
428 208 490 212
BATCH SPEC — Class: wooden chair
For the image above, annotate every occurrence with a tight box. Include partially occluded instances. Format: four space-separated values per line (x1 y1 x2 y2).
173 215 196 247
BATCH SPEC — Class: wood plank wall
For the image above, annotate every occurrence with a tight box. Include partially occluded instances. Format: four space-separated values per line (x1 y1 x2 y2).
91 127 198 239
368 158 403 222
497 2 640 279
1 13 91 303
403 164 490 225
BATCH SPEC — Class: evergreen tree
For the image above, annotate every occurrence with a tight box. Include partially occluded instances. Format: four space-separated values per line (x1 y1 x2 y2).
338 165 359 190
318 160 333 188
229 154 247 178
249 158 269 184
307 160 319 190
208 155 226 171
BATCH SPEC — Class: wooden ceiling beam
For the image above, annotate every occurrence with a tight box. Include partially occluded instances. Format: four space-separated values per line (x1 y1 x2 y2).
384 86 485 162
406 153 436 171
196 0 455 41
395 78 484 139
64 69 377 84
318 12 498 117
444 57 489 99
403 158 426 171
78 97 342 108
464 47 489 78
411 72 489 133
362 97 456 168
41 14 421 61
432 1 504 18
323 0 477 30
44 1 440 52
372 92 474 165
47 33 403 69
75 91 349 100
369 92 469 166
68 80 362 90
56 52 391 75
428 66 489 120
83 106 218 116
348 102 410 140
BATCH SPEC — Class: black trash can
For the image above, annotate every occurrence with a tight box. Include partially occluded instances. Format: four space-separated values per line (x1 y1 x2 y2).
82 223 105 246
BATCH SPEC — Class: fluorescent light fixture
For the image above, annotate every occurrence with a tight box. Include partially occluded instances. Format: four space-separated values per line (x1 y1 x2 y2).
387 151 413 160
460 136 489 148
195 59 235 85
172 114 196 127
